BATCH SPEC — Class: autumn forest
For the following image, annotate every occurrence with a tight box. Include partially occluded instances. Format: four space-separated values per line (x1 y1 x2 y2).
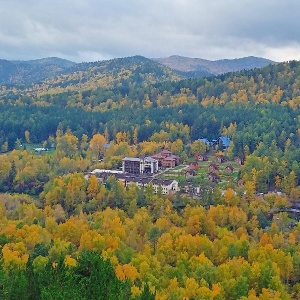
0 56 300 299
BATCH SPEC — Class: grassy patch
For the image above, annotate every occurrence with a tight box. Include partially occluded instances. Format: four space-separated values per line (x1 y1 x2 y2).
22 143 54 156
172 165 186 171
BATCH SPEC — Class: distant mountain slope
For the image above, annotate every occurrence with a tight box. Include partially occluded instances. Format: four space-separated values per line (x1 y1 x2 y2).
0 57 297 117
13 57 75 68
0 56 182 100
0 55 277 85
0 57 76 84
152 55 276 76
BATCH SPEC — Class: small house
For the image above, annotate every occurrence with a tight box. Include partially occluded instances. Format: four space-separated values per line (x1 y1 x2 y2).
216 155 227 163
208 172 220 182
237 179 243 186
208 164 219 172
212 136 231 150
216 136 231 149
195 153 208 161
185 168 196 178
224 165 234 174
189 161 199 170
235 157 244 165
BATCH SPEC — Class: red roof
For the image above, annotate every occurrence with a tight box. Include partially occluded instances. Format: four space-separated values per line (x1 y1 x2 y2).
161 149 171 154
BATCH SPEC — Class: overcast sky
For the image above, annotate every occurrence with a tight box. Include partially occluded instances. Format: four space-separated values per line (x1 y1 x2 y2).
1 0 299 62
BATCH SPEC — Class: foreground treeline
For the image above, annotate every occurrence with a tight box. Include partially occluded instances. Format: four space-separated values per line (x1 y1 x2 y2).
0 250 154 300
0 186 299 299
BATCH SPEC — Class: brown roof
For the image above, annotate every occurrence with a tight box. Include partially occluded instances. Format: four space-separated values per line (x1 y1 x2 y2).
161 149 171 154
208 172 220 181
209 163 219 169
225 165 234 170
164 157 176 161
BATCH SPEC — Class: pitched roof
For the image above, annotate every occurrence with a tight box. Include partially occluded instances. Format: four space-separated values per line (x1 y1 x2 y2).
161 149 172 154
225 165 234 170
164 157 176 161
152 178 175 186
209 163 218 168
143 156 158 163
218 136 231 147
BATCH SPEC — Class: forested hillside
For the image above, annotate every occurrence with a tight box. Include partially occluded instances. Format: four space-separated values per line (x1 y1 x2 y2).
1 57 300 299
0 55 274 85
0 56 182 86
1 60 300 187
0 57 76 84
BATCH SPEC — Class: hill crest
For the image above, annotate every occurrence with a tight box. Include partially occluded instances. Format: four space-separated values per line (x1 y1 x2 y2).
152 55 276 76
0 55 277 85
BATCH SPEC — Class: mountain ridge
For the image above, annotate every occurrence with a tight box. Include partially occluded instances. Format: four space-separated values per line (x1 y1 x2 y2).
0 55 278 85
152 55 276 76
0 57 76 84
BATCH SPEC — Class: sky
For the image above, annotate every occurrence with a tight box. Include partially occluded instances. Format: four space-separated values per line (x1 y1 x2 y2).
1 0 300 63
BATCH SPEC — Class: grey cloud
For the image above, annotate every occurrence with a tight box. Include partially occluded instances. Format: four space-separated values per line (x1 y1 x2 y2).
1 0 300 62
